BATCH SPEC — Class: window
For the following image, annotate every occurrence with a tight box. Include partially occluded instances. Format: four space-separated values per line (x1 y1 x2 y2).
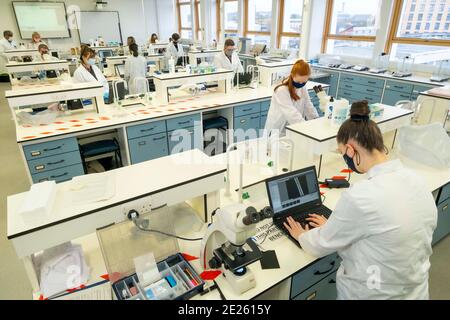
386 0 450 62
427 13 433 20
244 0 272 47
277 0 304 49
408 13 414 20
177 0 193 39
416 23 421 30
417 13 423 20
194 0 203 40
437 13 442 20
446 23 450 29
224 0 239 31
322 0 381 58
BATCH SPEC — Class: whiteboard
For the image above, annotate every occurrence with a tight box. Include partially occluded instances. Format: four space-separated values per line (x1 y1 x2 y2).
76 11 123 45
13 1 70 39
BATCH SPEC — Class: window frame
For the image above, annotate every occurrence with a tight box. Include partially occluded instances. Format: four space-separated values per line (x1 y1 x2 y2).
216 0 240 41
244 0 272 43
385 0 450 54
321 0 378 54
277 0 303 49
177 0 193 38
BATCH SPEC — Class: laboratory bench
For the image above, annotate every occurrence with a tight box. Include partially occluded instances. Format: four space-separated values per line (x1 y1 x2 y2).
10 81 329 185
7 144 450 300
310 64 449 107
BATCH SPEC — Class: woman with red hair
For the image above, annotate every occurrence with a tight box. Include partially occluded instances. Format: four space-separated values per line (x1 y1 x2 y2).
264 59 319 136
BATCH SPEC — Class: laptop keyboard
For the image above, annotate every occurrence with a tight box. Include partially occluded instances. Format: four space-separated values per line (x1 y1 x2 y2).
277 206 332 232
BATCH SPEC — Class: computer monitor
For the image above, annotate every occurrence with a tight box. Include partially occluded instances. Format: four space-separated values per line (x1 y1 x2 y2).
252 44 267 56
266 167 321 217
115 64 125 78
98 49 113 62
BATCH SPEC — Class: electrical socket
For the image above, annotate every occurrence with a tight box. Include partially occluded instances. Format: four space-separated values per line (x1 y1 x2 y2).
122 196 153 218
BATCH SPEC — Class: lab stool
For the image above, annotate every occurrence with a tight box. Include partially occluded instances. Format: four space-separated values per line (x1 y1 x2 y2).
79 138 123 173
203 116 229 156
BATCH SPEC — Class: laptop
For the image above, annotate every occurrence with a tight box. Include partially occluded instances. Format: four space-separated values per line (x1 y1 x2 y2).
265 166 332 245
115 64 125 78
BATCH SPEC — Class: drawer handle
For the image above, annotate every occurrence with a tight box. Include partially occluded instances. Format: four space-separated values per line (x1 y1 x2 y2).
43 146 62 152
250 116 259 120
329 279 336 284
368 81 376 84
242 108 252 112
47 159 65 166
138 141 146 146
140 128 155 132
35 165 45 171
443 204 448 212
364 97 372 100
314 261 335 276
240 119 247 124
153 136 166 141
50 172 68 179
394 85 404 89
366 89 375 93
306 291 317 300
178 120 191 125
31 151 41 157
345 85 353 88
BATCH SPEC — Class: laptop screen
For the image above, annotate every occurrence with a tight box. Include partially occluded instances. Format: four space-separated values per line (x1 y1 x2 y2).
115 64 125 77
267 168 320 216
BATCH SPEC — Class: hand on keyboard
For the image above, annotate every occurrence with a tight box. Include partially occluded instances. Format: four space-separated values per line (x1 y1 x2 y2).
306 214 328 228
283 216 309 241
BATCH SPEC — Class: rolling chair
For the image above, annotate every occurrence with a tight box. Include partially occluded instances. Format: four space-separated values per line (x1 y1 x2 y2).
79 138 123 173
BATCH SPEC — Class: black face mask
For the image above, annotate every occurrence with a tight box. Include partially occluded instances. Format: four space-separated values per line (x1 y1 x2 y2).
343 147 362 174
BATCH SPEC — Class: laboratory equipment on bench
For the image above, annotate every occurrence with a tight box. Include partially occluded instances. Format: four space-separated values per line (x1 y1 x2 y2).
369 53 389 74
339 64 354 70
352 65 369 72
200 203 274 295
430 59 450 83
313 85 331 113
97 205 205 300
392 56 414 78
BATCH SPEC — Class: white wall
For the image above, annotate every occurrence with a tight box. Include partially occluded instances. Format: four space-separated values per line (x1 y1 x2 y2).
0 0 174 50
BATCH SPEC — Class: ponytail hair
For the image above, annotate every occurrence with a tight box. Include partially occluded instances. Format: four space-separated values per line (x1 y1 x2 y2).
129 43 139 57
337 100 385 152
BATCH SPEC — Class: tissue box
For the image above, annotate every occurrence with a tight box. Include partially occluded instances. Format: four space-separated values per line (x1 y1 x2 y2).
18 181 56 223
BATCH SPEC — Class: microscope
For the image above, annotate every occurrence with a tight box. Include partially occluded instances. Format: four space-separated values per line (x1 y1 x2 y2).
200 204 273 295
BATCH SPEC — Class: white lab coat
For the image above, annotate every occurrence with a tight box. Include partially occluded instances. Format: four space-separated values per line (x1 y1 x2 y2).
165 42 184 62
0 37 18 74
213 51 244 73
73 64 109 94
264 85 318 136
125 55 148 94
298 160 437 300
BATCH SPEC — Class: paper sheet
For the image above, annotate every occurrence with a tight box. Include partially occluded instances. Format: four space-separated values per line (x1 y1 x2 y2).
69 172 116 206
53 282 112 300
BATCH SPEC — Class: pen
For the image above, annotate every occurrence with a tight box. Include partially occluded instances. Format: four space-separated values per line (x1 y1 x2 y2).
183 268 198 286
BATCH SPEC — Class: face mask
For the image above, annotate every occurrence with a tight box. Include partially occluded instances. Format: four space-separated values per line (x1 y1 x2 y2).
225 50 233 57
8 38 13 43
293 80 307 89
87 58 96 66
343 147 362 174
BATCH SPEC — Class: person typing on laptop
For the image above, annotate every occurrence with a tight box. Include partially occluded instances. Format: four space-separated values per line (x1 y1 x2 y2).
283 100 437 299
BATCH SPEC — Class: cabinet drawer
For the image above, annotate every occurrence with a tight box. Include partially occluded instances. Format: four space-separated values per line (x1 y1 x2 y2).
128 133 169 164
337 89 359 102
31 164 85 184
385 80 414 94
291 253 340 298
28 151 82 175
260 100 271 112
168 127 202 154
382 90 411 106
234 102 261 117
438 183 450 204
126 120 167 139
340 74 384 88
234 114 261 142
432 198 450 245
292 272 337 300
339 82 383 97
411 84 436 100
260 112 268 130
166 113 201 131
23 137 79 161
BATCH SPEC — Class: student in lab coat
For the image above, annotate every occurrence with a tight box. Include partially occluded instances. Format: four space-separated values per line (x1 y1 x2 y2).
148 33 159 45
213 39 244 74
165 33 184 66
264 59 318 136
35 44 57 62
125 43 147 95
284 100 437 300
0 30 18 75
28 32 47 50
73 46 109 95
